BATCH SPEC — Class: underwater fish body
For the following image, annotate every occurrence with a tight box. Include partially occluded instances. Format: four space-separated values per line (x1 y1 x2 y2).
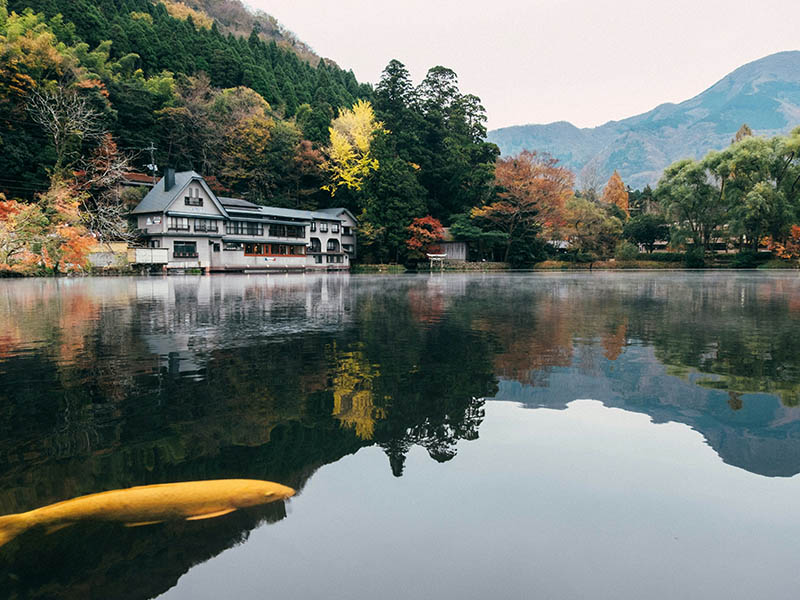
0 479 295 547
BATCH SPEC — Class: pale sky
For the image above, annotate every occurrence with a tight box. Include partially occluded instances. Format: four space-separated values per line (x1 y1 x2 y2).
251 1 800 131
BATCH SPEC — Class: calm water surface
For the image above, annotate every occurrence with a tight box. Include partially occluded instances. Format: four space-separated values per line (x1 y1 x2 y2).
2 272 800 599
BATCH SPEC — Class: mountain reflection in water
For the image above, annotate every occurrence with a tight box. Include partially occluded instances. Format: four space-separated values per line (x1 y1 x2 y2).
1 272 800 598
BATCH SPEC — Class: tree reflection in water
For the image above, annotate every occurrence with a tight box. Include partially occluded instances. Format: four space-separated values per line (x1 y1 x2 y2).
1 273 800 597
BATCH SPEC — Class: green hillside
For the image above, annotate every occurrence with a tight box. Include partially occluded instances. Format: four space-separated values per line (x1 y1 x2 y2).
1 0 369 198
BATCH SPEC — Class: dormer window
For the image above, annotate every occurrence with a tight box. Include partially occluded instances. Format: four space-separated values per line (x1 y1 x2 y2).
185 187 203 206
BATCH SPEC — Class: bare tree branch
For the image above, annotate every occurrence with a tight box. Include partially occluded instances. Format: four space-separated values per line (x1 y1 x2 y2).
26 85 105 172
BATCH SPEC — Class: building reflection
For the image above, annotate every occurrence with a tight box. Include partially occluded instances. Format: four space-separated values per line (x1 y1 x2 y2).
2 273 800 597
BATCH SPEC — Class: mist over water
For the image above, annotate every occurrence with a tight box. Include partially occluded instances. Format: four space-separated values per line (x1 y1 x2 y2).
2 272 800 599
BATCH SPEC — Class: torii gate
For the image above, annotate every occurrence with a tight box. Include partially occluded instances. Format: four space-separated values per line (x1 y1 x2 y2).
426 253 447 271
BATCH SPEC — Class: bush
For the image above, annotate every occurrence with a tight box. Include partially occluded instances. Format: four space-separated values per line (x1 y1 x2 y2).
758 258 798 269
567 250 598 263
684 247 705 268
727 250 772 268
507 236 548 268
730 250 760 268
615 241 639 261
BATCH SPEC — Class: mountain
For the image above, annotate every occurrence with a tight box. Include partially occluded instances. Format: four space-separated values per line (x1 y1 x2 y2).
159 0 321 64
487 51 800 189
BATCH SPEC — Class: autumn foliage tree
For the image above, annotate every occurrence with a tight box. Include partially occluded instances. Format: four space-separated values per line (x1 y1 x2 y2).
0 181 94 274
768 225 800 260
601 170 629 216
473 151 573 262
406 216 444 259
323 100 387 196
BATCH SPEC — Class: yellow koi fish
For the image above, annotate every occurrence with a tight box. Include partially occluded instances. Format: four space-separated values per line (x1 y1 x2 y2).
0 478 294 547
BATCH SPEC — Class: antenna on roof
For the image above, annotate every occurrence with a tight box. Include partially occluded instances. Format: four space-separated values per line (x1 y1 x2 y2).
145 142 158 186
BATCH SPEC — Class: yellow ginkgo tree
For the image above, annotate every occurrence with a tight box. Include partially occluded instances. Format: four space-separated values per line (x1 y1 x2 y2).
322 100 387 196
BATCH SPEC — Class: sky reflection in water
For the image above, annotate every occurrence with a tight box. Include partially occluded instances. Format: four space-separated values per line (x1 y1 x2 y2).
1 272 800 599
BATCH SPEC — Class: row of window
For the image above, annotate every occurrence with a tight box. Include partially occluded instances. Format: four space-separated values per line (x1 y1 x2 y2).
225 221 264 236
168 217 222 232
309 239 340 252
242 243 306 256
269 224 305 238
173 241 198 258
310 222 338 233
312 254 345 264
165 218 351 240
169 240 345 260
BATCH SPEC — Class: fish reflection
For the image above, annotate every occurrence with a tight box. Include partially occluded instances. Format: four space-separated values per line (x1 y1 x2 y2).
0 479 294 547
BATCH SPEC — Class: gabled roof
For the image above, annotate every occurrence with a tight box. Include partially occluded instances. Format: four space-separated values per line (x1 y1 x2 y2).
315 207 358 225
131 171 228 217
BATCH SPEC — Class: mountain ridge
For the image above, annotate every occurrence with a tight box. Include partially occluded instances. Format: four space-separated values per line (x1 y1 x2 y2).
488 51 800 189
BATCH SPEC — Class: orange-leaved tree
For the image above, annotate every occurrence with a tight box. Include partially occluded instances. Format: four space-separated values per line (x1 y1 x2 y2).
473 150 573 262
768 225 800 260
601 170 629 216
0 181 94 274
406 216 444 259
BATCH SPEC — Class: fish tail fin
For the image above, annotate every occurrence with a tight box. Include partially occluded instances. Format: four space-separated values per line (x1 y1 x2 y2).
0 513 31 548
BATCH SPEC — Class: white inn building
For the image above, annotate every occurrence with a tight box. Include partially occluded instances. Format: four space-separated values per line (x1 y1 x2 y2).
131 170 357 272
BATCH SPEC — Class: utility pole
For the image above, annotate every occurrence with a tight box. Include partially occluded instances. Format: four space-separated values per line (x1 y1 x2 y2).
145 142 158 186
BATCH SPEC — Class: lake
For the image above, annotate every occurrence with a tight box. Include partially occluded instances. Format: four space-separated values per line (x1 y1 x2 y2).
2 272 800 599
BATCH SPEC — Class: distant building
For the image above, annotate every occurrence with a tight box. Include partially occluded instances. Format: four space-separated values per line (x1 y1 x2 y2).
121 172 156 188
439 227 468 261
130 169 356 271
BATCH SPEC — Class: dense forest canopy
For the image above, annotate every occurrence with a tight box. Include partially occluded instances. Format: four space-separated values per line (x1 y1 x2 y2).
0 0 503 272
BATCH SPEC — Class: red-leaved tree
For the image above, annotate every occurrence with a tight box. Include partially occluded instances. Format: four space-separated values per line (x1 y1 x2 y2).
406 216 444 259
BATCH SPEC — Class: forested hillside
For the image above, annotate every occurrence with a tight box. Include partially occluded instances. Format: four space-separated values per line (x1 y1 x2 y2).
0 0 500 271
2 0 367 193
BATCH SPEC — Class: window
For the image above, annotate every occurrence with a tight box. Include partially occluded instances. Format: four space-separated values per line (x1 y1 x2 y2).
244 244 269 256
319 222 328 232
289 245 305 255
309 237 321 253
148 239 161 248
269 224 304 238
327 239 340 252
244 243 267 256
332 224 340 233
343 226 352 236
224 242 242 251
194 218 218 232
326 254 344 263
310 221 317 232
313 254 322 264
173 241 197 258
168 217 190 231
212 243 220 252
185 188 203 206
226 221 263 236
